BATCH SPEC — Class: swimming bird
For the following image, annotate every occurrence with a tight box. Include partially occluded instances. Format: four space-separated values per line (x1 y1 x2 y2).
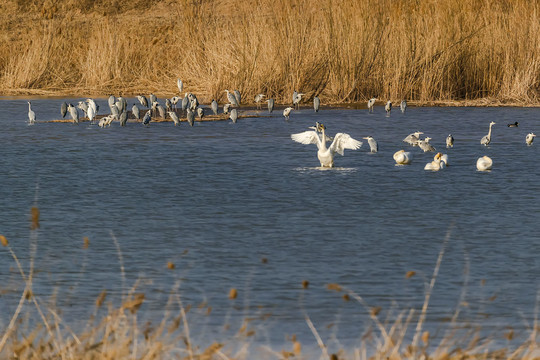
211 99 218 115
507 121 519 127
61 102 68 118
27 101 36 124
526 132 536 145
367 97 376 113
230 108 238 123
446 134 454 148
424 153 444 171
142 110 151 126
291 123 362 167
440 153 449 167
418 137 436 152
67 103 79 124
400 100 407 113
254 94 265 109
168 111 180 126
481 121 496 146
267 98 274 113
403 131 423 146
393 150 413 165
476 156 493 171
385 101 392 116
186 109 195 126
363 136 378 153
132 104 140 119
283 107 293 120
313 96 320 112
224 90 239 106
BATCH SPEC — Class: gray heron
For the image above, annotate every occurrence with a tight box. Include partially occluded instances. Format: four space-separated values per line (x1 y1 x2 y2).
480 121 495 146
87 105 96 123
108 95 115 109
293 92 304 109
291 122 362 168
400 100 407 113
197 107 204 120
110 104 120 119
367 97 376 113
393 150 413 165
224 90 239 106
61 102 68 118
418 137 435 152
171 96 180 110
157 104 166 119
132 104 140 119
137 95 149 108
149 94 157 107
77 101 88 117
223 103 231 114
403 131 423 146
181 94 189 112
177 79 183 93
283 107 293 120
313 96 320 112
27 101 36 124
385 101 392 116
186 109 195 126
165 98 172 112
476 156 493 171
67 104 79 124
119 111 128 126
363 136 378 153
526 132 536 145
230 108 238 123
254 94 265 109
446 134 454 148
117 97 127 113
267 98 274 113
234 89 241 105
142 110 151 126
168 111 180 126
211 99 218 115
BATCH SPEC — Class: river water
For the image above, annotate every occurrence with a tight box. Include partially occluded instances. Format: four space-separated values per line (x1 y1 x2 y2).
0 98 538 355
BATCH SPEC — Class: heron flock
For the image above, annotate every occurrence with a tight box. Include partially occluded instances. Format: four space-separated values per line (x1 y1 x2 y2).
25 81 536 173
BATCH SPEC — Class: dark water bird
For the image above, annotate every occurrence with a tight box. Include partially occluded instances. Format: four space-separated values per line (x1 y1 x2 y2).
507 121 519 127
481 121 495 146
186 109 195 126
60 102 68 118
230 108 238 123
119 111 128 126
142 110 151 126
211 99 218 115
313 96 320 112
27 101 36 124
132 104 140 119
267 98 274 113
446 134 454 148
168 111 180 126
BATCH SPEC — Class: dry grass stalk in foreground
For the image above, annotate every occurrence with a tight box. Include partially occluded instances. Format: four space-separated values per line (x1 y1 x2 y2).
1 0 540 106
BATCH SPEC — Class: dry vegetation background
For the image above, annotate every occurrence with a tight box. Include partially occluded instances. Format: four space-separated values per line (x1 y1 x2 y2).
1 0 540 104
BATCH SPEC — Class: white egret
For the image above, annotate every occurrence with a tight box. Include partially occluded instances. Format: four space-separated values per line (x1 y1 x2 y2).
424 153 444 171
367 97 376 113
291 123 362 168
446 134 454 148
393 150 413 165
476 156 493 171
283 107 293 120
481 121 495 146
526 133 536 145
363 136 378 153
27 101 36 124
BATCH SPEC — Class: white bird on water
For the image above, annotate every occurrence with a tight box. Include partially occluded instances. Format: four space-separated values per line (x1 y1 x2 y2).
476 156 493 171
393 150 413 165
526 132 536 146
481 121 495 146
291 122 362 168
363 136 378 153
27 101 36 124
424 152 444 171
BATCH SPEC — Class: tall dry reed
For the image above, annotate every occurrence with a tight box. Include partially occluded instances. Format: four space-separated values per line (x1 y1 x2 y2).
1 0 540 104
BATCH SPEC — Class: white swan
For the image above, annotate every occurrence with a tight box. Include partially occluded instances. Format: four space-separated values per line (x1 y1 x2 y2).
526 133 536 146
393 150 413 165
476 156 493 171
291 123 362 167
403 131 423 146
424 152 444 171
440 153 449 167
481 121 495 146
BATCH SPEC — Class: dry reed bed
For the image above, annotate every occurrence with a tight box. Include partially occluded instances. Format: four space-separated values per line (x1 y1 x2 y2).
0 209 539 359
1 0 540 105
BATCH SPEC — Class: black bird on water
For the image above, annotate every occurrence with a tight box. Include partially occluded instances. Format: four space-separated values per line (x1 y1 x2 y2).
507 121 519 127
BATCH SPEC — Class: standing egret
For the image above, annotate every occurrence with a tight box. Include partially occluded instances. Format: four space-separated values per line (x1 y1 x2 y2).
230 108 238 123
507 122 519 127
142 110 151 126
313 96 320 112
119 111 128 126
234 89 241 105
223 103 231 114
393 150 413 165
169 111 180 126
186 109 195 126
526 133 536 145
197 107 204 120
211 99 218 115
446 134 454 148
267 98 274 113
61 102 68 118
283 107 293 120
367 97 376 113
291 122 362 168
224 90 239 106
137 95 149 108
132 104 140 119
27 101 36 124
481 121 496 146
400 100 407 113
177 79 183 93
476 156 493 171
385 101 392 116
67 104 79 124
363 136 378 153
254 94 265 109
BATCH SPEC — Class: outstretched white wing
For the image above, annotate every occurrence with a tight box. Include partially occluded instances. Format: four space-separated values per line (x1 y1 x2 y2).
329 133 362 156
291 131 322 147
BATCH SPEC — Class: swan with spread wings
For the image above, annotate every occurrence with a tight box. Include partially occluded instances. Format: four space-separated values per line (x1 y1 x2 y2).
291 122 362 167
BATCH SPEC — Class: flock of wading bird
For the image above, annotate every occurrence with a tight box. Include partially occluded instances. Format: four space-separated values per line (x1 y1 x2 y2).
25 81 536 172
